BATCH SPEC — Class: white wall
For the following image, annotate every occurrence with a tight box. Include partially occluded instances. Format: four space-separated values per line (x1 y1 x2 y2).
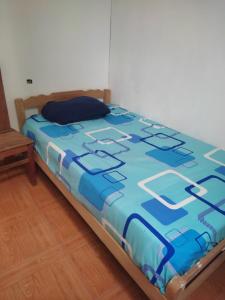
110 0 225 149
1 0 225 148
0 0 111 129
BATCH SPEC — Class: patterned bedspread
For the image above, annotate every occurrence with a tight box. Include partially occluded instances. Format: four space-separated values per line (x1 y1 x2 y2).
22 104 225 293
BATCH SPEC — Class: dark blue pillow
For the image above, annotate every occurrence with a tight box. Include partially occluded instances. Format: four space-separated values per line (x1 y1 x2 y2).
41 96 110 124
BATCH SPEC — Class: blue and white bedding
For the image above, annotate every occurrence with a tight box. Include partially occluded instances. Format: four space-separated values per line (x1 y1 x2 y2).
22 104 225 293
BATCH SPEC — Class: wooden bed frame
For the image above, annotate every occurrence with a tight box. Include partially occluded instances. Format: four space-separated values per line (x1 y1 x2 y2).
15 89 225 300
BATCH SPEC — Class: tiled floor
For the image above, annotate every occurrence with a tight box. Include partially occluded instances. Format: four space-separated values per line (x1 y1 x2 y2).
0 168 224 300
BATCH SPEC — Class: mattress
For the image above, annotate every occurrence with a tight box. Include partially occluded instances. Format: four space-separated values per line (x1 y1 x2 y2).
22 104 225 293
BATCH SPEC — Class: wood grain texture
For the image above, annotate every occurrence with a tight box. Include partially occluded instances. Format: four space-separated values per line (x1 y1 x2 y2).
0 168 224 300
0 130 32 153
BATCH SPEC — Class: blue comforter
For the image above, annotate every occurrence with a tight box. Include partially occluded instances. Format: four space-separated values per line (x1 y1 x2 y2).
22 104 225 293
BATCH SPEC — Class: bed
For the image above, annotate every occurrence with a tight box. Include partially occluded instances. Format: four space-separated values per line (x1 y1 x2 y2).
15 89 225 300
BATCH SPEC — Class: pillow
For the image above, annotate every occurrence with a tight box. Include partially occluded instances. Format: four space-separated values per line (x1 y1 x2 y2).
41 96 110 124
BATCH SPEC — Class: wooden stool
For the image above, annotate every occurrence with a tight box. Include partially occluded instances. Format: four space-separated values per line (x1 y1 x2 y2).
0 129 36 185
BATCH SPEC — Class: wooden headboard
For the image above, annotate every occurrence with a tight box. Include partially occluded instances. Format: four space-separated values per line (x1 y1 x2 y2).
15 89 111 130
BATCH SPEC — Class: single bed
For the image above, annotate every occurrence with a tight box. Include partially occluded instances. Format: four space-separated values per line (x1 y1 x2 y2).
15 89 225 300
